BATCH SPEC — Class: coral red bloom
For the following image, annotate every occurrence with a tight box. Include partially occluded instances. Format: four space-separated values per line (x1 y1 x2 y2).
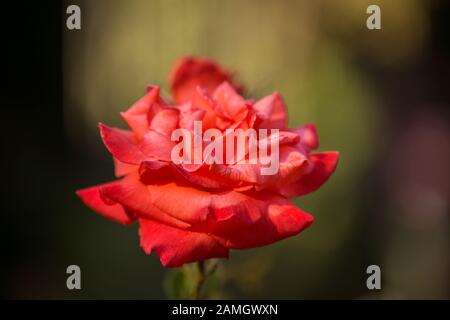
76 57 339 267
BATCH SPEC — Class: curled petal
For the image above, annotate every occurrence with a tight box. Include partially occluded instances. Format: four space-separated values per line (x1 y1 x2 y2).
213 81 248 119
257 130 300 148
192 145 307 191
138 160 173 185
100 174 191 229
170 57 239 104
149 108 179 136
135 108 179 161
99 123 146 164
191 87 217 129
279 151 339 197
113 158 138 177
138 130 176 162
139 219 229 267
253 92 288 129
209 163 260 185
139 161 262 225
269 145 309 184
292 123 319 152
176 102 207 130
120 86 162 139
198 191 314 249
144 180 261 225
178 169 239 189
76 183 133 225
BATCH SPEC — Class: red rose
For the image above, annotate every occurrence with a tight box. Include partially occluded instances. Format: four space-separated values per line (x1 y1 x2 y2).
76 57 339 267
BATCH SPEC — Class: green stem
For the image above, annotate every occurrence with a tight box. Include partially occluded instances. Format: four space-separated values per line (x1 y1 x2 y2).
193 260 206 299
192 260 219 299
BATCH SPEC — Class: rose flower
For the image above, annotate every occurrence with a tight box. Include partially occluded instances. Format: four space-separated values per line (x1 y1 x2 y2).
76 57 339 267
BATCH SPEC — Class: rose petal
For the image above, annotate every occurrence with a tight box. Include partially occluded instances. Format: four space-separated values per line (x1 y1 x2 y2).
253 92 288 129
196 145 308 191
175 164 252 190
292 123 319 152
100 174 191 229
176 102 207 130
191 87 217 129
263 130 300 146
76 183 133 225
279 151 339 197
138 130 176 162
113 158 138 177
149 108 179 136
98 123 147 164
136 163 263 225
265 145 309 186
120 86 162 139
213 81 248 119
144 180 261 225
133 108 179 161
139 219 229 267
138 160 173 185
170 57 238 104
197 191 314 249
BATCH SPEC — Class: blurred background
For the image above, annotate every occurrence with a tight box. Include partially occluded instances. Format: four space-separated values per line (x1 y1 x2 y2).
2 0 449 299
